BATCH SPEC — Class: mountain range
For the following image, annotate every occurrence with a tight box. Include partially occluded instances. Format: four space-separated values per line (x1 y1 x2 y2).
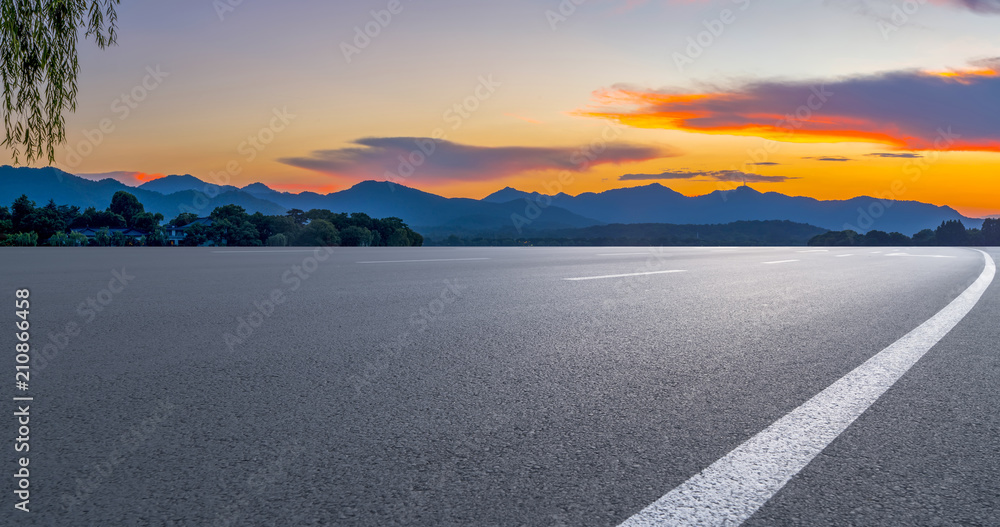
0 165 984 236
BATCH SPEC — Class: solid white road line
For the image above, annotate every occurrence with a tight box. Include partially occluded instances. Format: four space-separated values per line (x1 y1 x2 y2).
357 258 490 264
618 250 996 527
762 260 800 265
564 270 687 281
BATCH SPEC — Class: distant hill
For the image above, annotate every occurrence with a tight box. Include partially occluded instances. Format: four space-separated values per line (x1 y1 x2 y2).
0 166 286 218
0 167 599 232
488 183 980 234
138 174 239 195
0 166 982 237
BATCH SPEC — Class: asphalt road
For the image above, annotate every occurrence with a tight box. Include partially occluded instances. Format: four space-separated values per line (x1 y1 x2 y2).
0 246 997 526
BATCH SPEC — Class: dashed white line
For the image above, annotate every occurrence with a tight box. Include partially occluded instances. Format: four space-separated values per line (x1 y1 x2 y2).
762 259 800 265
564 270 687 281
835 254 854 258
797 249 829 253
618 250 995 527
358 258 490 264
597 253 653 257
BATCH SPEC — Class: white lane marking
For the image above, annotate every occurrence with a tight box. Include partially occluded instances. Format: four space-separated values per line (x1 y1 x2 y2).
564 270 687 281
885 253 956 258
618 250 996 527
214 250 329 254
870 250 883 254
358 258 490 264
598 253 653 257
762 260 800 265
798 249 829 253
835 254 854 258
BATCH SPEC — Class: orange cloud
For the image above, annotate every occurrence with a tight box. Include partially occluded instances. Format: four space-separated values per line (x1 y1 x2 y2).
280 137 676 184
580 62 1000 152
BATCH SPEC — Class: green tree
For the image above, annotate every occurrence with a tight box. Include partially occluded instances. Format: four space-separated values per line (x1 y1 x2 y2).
47 231 70 246
109 230 128 246
2 0 120 164
886 232 911 246
808 230 859 246
266 215 298 239
144 228 167 246
208 205 260 246
967 228 985 247
348 212 374 230
862 230 891 246
68 231 88 246
21 199 66 242
912 229 936 246
169 212 199 227
181 223 210 246
287 208 306 226
93 226 111 246
11 194 35 231
72 206 125 229
295 219 340 246
131 211 164 233
935 220 968 246
386 229 411 247
249 212 273 244
57 203 81 226
109 191 144 227
4 231 37 246
340 225 373 247
266 233 288 247
983 218 1000 246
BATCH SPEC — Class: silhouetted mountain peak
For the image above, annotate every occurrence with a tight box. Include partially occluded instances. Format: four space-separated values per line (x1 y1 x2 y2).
482 187 533 203
731 185 760 194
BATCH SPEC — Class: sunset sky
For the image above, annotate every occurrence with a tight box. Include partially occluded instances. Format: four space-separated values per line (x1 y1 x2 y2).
4 0 1000 216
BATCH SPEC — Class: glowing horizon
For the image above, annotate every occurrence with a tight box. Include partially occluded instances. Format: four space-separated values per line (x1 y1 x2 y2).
3 0 999 216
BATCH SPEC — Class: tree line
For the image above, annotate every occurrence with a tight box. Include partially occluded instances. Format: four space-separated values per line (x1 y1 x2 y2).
808 219 1000 247
0 191 423 247
428 221 827 247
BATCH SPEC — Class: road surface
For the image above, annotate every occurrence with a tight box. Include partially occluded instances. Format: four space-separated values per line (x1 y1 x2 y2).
1 246 997 526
